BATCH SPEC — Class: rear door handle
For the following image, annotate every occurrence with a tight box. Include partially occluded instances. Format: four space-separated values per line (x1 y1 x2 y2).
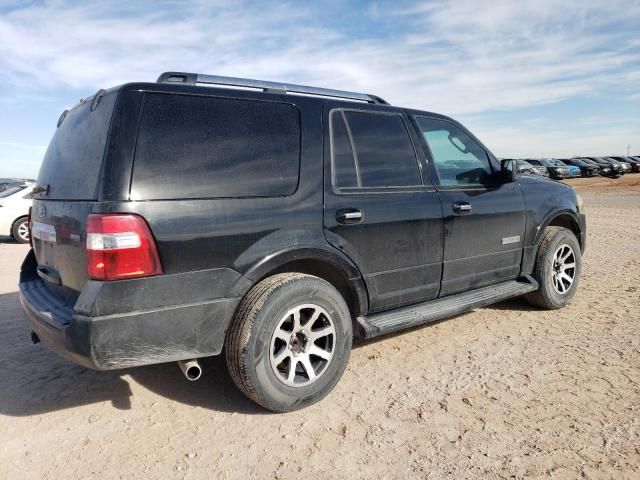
336 208 363 224
452 201 472 213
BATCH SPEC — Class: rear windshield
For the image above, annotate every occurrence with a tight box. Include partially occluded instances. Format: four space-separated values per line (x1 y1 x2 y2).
131 93 301 200
37 92 117 200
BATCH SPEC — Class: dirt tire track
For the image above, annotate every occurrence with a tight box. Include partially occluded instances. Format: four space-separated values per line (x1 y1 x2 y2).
0 176 638 479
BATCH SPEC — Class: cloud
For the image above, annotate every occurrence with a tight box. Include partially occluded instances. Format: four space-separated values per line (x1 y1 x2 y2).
474 123 639 159
0 0 638 116
0 141 47 150
0 0 638 163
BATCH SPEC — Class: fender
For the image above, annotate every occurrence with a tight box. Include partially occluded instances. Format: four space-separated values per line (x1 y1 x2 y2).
531 208 584 248
521 207 585 277
228 245 370 315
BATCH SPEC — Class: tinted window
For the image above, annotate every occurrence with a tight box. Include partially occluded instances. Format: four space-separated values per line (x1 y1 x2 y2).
335 111 421 188
331 113 358 188
415 117 494 186
38 92 117 199
132 94 300 200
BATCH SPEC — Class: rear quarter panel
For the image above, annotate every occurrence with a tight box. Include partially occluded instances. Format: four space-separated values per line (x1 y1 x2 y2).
98 93 330 294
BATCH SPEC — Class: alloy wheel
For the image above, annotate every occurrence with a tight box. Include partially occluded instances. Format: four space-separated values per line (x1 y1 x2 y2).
269 304 336 387
17 221 29 243
551 244 576 294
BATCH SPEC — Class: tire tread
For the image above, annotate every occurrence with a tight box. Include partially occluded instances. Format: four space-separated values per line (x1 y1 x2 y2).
225 273 323 409
525 226 580 309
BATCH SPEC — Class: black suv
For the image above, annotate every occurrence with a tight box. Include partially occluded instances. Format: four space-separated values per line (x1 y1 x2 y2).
607 156 640 173
20 72 586 412
562 158 599 177
586 157 625 176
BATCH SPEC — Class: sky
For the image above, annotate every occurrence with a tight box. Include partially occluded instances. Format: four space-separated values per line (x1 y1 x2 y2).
0 0 639 179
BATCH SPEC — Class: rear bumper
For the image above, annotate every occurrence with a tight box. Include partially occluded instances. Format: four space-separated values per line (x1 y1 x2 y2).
19 251 240 370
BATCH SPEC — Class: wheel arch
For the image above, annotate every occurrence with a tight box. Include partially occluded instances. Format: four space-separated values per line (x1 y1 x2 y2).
536 210 583 250
229 246 369 317
522 209 584 277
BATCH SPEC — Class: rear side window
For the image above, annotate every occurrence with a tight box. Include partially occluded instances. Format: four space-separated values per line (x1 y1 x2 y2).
132 94 300 200
331 113 358 188
331 110 421 189
38 92 117 200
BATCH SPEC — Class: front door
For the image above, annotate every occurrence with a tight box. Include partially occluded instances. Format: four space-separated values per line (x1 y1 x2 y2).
323 104 445 313
412 115 527 296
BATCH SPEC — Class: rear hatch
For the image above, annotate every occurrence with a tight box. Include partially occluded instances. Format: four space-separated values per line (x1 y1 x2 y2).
31 90 119 300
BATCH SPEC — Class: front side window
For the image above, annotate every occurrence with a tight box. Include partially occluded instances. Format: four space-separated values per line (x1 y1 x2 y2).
331 110 421 189
415 117 494 186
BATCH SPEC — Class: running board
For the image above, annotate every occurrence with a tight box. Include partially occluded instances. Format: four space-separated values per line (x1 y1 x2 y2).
356 276 538 339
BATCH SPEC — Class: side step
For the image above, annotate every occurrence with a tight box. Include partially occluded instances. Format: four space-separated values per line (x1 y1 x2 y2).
356 276 538 339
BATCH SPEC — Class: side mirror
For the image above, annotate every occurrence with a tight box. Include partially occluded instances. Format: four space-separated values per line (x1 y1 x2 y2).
500 159 517 182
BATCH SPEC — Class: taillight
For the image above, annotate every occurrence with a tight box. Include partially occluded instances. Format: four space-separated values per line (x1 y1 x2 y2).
27 206 32 247
86 214 162 281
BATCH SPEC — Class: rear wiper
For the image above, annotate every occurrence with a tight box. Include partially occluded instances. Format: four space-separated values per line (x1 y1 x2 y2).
32 184 49 196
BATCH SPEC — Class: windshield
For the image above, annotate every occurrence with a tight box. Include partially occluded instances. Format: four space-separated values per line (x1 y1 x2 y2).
548 160 566 167
0 185 26 198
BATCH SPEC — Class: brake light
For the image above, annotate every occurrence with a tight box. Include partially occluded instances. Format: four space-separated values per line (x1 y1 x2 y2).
86 214 162 281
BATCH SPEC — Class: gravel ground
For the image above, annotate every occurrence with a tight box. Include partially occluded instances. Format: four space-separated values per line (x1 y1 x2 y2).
0 176 638 479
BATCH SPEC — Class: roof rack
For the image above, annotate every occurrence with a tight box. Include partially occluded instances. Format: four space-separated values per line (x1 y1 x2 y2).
156 72 389 105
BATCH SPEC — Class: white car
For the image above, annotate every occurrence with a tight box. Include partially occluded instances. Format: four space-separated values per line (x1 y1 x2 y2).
0 182 34 243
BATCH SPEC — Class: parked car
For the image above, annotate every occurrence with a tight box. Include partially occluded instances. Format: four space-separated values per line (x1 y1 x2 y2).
575 158 615 177
526 159 571 179
585 157 625 176
518 159 549 177
0 178 32 193
552 159 581 178
20 72 586 412
513 159 535 175
562 158 599 177
607 156 640 173
606 157 632 174
0 182 34 243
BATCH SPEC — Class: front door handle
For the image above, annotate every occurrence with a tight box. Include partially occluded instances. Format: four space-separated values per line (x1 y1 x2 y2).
452 201 472 214
336 208 363 224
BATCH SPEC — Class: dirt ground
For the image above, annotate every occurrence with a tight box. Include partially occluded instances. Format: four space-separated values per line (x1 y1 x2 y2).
0 176 638 479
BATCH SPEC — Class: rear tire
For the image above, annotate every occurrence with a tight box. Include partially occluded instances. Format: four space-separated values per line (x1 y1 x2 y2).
525 226 581 309
11 217 29 244
225 273 352 412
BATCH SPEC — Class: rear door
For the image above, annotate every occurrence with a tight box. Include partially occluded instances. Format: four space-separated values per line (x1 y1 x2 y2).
323 105 444 313
411 115 526 296
30 90 120 297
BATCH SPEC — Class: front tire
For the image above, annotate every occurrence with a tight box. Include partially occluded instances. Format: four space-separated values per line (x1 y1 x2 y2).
11 217 30 244
225 273 352 412
525 226 582 309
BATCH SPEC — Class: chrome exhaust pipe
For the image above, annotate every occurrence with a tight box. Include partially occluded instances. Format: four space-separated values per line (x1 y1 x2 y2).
178 359 202 381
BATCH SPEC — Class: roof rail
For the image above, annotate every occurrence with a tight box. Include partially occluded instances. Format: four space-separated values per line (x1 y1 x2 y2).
156 72 389 105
